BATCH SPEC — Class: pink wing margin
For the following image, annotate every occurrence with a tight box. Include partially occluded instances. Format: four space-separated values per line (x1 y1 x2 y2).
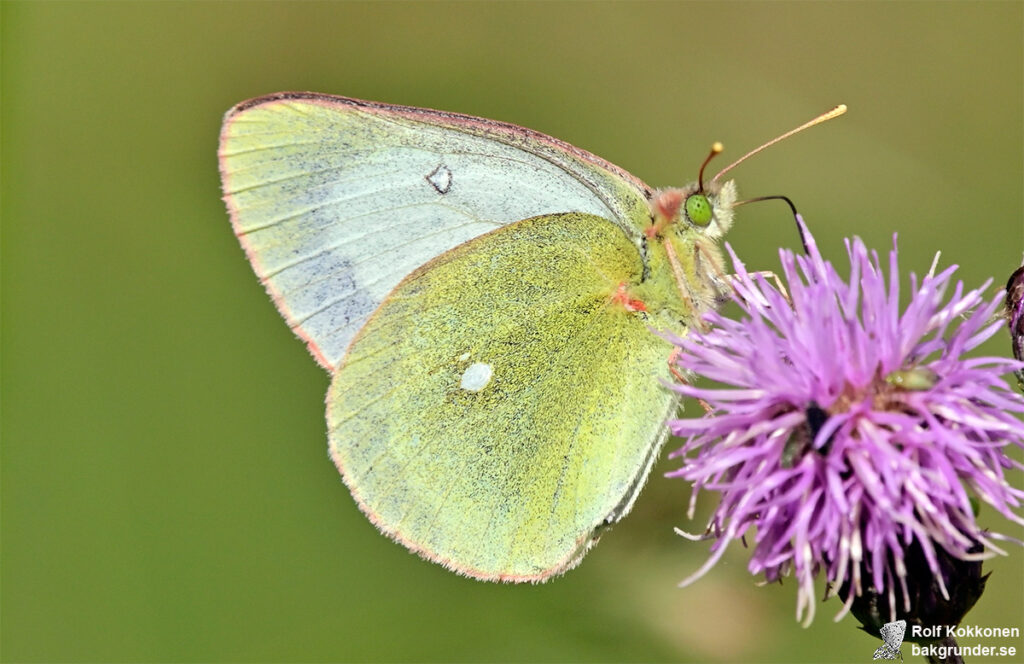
223 91 652 195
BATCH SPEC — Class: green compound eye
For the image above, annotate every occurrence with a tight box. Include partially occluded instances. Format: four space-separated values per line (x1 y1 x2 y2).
684 193 713 226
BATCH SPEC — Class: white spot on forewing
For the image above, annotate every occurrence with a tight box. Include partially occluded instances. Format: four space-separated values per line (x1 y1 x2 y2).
458 352 470 362
460 362 493 392
426 164 453 194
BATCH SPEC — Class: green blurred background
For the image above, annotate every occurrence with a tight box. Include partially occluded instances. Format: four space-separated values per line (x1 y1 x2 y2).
3 2 1022 662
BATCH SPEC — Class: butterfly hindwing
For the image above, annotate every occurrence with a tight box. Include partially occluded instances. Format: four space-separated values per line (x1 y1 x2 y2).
327 212 678 580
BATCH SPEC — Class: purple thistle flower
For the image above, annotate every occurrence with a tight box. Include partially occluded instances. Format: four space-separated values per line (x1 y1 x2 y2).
667 218 1024 627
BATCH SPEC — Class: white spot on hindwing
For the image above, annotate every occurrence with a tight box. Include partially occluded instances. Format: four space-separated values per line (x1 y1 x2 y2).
426 164 453 194
460 362 493 392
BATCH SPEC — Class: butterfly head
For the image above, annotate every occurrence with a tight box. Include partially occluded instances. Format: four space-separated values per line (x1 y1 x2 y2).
647 141 736 242
649 180 737 242
631 151 738 328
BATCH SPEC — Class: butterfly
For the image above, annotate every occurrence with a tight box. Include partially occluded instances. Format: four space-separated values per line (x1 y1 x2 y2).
218 92 843 581
873 620 906 661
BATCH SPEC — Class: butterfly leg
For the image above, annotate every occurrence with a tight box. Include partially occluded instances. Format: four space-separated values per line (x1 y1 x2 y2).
667 347 713 414
725 270 791 303
693 243 791 311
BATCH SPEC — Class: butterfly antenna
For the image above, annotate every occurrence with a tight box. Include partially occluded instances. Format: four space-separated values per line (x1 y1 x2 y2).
697 142 724 193
733 194 813 254
711 104 847 185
